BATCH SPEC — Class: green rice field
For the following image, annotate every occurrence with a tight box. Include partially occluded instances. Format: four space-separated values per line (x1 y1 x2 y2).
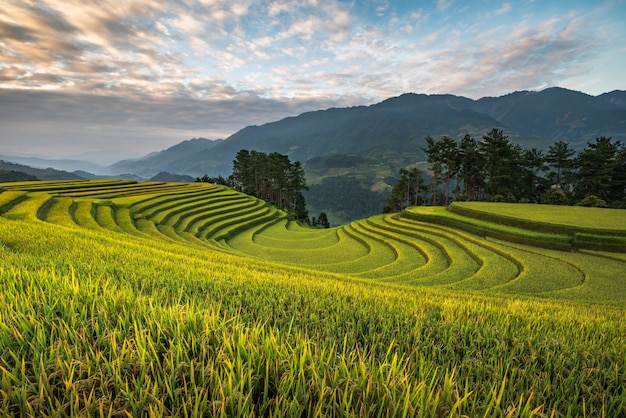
1 180 625 416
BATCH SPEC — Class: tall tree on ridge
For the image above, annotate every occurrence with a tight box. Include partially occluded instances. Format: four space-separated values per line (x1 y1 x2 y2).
520 148 548 202
231 149 308 222
574 136 621 203
383 167 425 212
458 134 485 201
480 128 518 199
424 135 442 205
439 135 459 206
546 140 576 193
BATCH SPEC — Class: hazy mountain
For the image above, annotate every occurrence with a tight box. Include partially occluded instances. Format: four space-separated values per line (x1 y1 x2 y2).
597 90 626 108
471 87 626 148
108 88 626 182
0 160 84 181
72 170 145 181
97 87 626 225
4 88 624 224
107 94 508 180
70 150 143 166
0 155 106 175
107 137 223 177
0 170 39 182
149 172 195 182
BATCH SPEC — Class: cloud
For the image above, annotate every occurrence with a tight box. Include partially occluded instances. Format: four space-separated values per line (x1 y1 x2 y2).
0 0 623 160
0 85 354 159
436 0 454 11
397 14 602 98
495 3 511 15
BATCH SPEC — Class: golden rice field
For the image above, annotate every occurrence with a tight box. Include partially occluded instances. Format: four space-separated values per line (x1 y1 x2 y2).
1 180 625 417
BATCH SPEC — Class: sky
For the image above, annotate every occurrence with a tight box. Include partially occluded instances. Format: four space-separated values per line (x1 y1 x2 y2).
1 0 625 164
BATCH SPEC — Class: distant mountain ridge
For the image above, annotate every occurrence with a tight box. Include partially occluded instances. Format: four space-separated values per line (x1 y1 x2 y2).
108 137 224 178
4 88 624 225
94 87 626 225
471 88 626 145
0 160 83 181
0 155 106 175
105 88 625 180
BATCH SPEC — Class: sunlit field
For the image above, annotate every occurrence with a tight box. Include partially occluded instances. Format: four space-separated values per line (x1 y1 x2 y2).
1 180 625 417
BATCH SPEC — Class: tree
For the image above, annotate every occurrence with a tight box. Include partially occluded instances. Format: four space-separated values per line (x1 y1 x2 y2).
438 135 459 206
286 160 308 214
574 137 621 203
230 149 309 222
458 134 485 201
611 143 626 205
519 148 547 202
383 167 426 212
231 149 253 193
480 128 519 199
424 135 442 205
195 174 232 186
546 140 575 194
315 212 330 228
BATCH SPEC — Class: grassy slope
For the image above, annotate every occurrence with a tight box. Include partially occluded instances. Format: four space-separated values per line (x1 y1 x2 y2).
451 201 626 231
1 182 626 416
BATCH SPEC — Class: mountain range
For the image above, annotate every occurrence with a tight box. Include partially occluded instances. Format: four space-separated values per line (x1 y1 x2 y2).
107 87 626 179
3 87 626 224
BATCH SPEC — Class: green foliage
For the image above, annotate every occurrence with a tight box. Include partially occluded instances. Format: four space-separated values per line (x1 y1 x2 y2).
574 136 623 203
575 194 608 207
0 169 39 182
384 167 426 212
1 181 626 416
311 211 330 228
394 130 625 208
546 140 575 193
231 150 308 222
542 188 569 205
306 176 389 226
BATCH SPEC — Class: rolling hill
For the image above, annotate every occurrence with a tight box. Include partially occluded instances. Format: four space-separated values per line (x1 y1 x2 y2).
108 137 224 178
0 160 84 180
1 180 625 416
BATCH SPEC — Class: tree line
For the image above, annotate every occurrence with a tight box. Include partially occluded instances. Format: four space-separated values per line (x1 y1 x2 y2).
385 128 626 211
197 149 310 222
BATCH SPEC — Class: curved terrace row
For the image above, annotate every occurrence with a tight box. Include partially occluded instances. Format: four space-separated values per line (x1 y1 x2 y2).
1 180 625 305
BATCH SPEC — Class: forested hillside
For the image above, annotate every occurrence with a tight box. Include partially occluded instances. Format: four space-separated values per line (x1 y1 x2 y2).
386 130 626 211
94 88 625 224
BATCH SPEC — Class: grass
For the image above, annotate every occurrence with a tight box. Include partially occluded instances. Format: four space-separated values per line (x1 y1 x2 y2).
451 201 626 232
1 180 625 416
404 206 574 249
39 197 77 228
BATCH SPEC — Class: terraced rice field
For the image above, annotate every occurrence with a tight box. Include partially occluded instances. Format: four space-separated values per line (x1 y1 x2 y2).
3 180 623 303
1 180 625 416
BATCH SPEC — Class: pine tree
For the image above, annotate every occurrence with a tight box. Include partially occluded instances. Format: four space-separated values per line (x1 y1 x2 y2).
546 140 575 193
424 135 442 205
231 149 309 221
480 128 518 199
574 137 621 203
458 134 485 201
383 168 425 212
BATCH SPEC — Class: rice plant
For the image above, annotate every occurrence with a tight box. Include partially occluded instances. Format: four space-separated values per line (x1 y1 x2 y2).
1 180 625 416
